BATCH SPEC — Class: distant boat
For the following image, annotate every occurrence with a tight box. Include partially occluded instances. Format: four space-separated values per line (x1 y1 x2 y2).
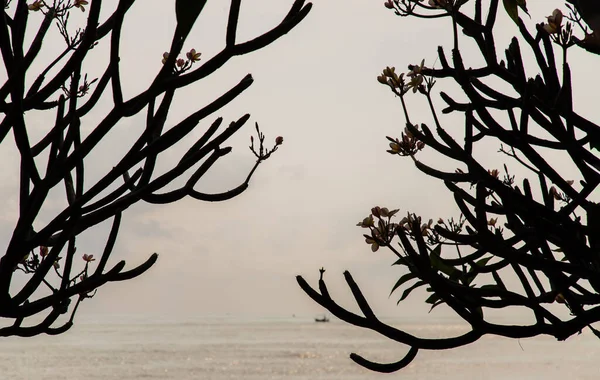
314 315 329 323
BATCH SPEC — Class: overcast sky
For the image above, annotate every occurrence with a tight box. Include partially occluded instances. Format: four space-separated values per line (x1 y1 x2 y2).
2 0 600 324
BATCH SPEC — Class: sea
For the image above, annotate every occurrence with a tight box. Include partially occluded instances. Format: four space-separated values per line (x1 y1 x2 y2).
0 315 598 379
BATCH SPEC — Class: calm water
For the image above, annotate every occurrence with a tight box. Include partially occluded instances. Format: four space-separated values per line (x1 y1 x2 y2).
0 316 598 379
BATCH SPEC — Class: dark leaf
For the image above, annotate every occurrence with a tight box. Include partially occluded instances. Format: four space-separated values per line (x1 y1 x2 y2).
428 299 445 313
430 244 463 279
390 272 419 297
175 0 208 41
425 292 442 304
480 284 503 292
465 256 492 285
397 280 426 304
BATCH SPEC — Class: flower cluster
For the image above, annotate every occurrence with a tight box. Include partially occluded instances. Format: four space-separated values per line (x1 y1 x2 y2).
384 0 450 10
426 0 450 10
28 0 88 12
358 208 468 255
377 60 428 95
60 74 98 99
549 180 573 202
398 214 434 237
16 243 98 282
405 59 427 93
386 126 425 156
28 0 42 11
377 66 404 91
161 48 202 74
357 206 400 252
488 168 500 179
73 0 88 11
249 123 283 162
543 9 563 35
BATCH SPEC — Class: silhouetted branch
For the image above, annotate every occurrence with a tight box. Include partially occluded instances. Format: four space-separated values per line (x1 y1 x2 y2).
300 0 600 372
0 0 311 336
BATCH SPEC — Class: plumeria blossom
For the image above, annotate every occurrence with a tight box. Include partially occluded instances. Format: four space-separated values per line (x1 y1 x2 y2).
82 253 95 262
28 0 43 11
428 0 449 9
275 136 284 145
377 66 405 91
73 0 88 12
357 215 375 228
405 75 424 93
405 59 427 93
386 126 426 156
543 9 563 34
408 59 426 77
365 236 380 252
371 206 399 219
549 185 570 202
398 213 433 237
488 168 500 178
358 206 401 253
161 49 202 72
186 48 201 62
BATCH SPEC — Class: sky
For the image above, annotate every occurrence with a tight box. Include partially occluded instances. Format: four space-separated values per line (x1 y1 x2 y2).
2 0 600 326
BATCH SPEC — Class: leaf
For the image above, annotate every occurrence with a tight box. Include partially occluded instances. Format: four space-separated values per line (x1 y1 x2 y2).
475 257 492 268
502 0 529 24
392 255 415 270
175 0 208 41
429 244 463 279
589 325 600 339
502 0 518 23
465 256 492 285
397 280 425 304
428 299 445 313
425 292 445 313
480 284 503 292
425 292 442 304
492 270 507 291
389 272 418 297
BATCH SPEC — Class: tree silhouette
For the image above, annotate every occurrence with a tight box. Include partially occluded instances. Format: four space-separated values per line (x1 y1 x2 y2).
0 0 311 337
298 0 600 373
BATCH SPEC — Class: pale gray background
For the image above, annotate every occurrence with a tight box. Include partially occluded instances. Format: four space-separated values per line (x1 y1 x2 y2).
2 0 599 324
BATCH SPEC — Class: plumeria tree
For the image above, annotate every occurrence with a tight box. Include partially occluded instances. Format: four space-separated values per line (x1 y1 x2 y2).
298 0 600 373
0 0 310 337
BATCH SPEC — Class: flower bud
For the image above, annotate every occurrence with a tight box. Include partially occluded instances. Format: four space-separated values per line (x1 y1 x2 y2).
371 207 381 218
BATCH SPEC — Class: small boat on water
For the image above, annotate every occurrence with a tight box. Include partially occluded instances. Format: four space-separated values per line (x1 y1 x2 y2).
314 315 329 323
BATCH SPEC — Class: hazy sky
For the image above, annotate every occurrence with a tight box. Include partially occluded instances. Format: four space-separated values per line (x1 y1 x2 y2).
3 0 600 324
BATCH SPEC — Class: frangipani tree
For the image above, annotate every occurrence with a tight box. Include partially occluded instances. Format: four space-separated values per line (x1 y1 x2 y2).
0 0 311 337
298 0 600 373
